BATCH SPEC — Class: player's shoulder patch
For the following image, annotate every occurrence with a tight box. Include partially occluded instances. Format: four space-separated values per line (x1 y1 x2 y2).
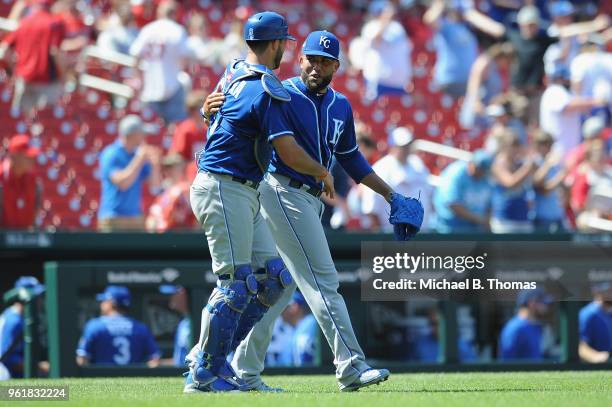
261 73 291 102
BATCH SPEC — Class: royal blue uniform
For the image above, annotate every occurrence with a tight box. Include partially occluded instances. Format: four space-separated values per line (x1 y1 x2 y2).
579 301 612 353
498 316 543 360
173 317 190 367
0 307 24 377
76 315 160 365
198 61 292 183
268 77 372 187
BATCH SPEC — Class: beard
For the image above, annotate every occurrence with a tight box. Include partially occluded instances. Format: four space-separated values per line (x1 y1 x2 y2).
300 70 333 94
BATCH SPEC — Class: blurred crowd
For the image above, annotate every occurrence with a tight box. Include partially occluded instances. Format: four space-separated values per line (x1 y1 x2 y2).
0 0 610 233
1 276 610 380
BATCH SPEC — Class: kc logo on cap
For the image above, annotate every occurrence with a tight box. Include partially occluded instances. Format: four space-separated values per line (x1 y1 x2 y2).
319 35 330 48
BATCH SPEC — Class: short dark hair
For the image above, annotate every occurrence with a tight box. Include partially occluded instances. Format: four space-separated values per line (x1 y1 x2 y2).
246 40 273 54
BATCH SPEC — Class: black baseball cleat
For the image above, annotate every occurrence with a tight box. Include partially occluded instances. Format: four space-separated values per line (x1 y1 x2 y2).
339 368 390 392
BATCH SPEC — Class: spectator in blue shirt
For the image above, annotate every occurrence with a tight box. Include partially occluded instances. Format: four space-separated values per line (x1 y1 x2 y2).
531 130 567 233
0 276 44 378
434 150 494 233
159 285 191 367
490 129 536 233
76 285 161 367
499 288 552 361
424 0 479 98
98 115 162 232
579 283 612 363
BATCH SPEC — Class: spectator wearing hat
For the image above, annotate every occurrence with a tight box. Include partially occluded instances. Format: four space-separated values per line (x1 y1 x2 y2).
462 5 609 95
490 129 536 233
566 116 608 179
424 0 479 98
499 288 553 360
570 34 612 123
543 1 581 76
158 285 191 367
76 285 160 366
483 97 528 151
350 0 413 100
433 149 493 233
540 65 606 157
0 135 42 229
579 283 612 363
0 276 45 379
145 153 195 233
531 130 567 232
0 0 66 117
98 115 161 232
360 127 432 231
129 0 196 124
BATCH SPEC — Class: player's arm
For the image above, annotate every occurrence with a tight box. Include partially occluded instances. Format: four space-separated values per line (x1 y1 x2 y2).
272 136 335 198
360 172 394 203
578 340 610 363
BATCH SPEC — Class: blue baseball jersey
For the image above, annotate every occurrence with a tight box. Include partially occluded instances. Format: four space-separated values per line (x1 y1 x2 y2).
198 61 292 183
173 317 190 367
0 307 24 377
498 316 543 360
292 314 319 366
76 315 160 365
268 77 368 189
579 301 612 352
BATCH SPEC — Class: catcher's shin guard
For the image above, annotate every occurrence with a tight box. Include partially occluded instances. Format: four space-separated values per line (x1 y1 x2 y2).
230 258 293 350
191 265 257 384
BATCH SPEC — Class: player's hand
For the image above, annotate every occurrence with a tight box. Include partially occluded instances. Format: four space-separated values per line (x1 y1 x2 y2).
321 172 335 199
203 92 225 118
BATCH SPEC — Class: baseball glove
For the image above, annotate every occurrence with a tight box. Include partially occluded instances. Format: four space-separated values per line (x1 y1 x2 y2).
388 193 424 241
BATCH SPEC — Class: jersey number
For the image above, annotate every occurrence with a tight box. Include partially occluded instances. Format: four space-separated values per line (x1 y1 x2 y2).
227 81 246 99
112 336 131 365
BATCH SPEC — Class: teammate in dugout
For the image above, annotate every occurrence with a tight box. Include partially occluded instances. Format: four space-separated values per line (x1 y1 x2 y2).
184 11 343 393
202 30 423 392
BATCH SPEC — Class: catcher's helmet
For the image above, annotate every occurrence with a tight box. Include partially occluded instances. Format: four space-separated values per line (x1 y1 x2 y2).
243 11 296 41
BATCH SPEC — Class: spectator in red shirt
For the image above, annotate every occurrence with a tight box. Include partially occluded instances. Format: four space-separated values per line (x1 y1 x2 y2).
146 153 195 232
0 135 42 229
170 90 206 181
0 0 66 117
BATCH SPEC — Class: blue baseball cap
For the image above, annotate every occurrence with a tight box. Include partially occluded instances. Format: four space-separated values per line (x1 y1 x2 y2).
549 64 570 81
244 11 296 41
470 149 494 170
550 1 574 18
517 288 553 307
291 291 307 308
159 284 182 295
302 31 340 61
96 285 131 308
14 276 45 296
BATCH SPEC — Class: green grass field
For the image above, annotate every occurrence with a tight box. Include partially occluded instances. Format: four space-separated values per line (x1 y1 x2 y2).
4 371 612 407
